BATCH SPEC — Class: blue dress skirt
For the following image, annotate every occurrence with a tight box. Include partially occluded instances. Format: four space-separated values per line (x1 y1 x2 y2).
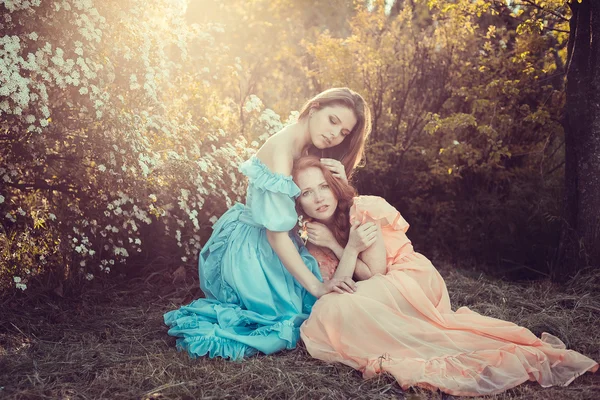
163 156 323 360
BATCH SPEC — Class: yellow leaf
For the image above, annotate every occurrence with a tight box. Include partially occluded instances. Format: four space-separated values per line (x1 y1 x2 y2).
34 219 46 230
439 148 444 154
448 168 453 174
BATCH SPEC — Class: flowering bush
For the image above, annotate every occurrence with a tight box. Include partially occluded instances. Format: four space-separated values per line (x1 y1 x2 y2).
0 0 289 292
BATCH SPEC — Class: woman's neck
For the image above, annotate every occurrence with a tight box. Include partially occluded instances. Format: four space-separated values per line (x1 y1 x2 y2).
285 118 312 160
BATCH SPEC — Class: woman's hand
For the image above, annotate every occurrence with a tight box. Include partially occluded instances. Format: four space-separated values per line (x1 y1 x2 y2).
306 221 338 250
347 220 378 253
314 276 357 298
320 158 348 184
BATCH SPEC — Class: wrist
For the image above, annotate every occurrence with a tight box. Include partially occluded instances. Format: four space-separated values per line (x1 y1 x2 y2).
307 279 323 298
343 246 360 258
330 242 344 258
325 239 338 251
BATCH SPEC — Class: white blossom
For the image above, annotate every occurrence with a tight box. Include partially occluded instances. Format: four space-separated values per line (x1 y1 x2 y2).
244 94 263 113
0 1 260 292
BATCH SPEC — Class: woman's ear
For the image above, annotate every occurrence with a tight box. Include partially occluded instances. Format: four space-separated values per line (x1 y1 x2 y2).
309 102 320 116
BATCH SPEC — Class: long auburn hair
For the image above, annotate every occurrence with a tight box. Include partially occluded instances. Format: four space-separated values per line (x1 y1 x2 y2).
292 156 357 247
298 87 372 180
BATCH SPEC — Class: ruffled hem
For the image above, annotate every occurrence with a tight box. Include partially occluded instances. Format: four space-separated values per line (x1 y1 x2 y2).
361 334 599 397
250 318 299 348
164 306 302 361
350 195 409 232
239 156 301 198
176 332 258 361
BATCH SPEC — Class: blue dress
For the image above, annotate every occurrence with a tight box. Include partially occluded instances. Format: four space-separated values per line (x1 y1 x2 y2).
163 156 323 360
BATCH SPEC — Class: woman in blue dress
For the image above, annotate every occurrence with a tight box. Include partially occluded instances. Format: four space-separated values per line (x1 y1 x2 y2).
164 88 372 360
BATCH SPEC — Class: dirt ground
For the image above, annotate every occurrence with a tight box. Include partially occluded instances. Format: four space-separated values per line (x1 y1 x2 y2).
1 262 599 399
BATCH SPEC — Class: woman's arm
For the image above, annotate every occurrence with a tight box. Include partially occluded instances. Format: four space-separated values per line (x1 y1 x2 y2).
330 221 379 280
266 230 323 296
328 227 386 281
267 230 357 297
357 224 387 276
328 241 373 281
305 221 372 280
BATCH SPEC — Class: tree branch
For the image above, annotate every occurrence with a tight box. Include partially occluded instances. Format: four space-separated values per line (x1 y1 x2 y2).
490 0 570 33
547 160 565 175
546 138 566 160
518 0 570 22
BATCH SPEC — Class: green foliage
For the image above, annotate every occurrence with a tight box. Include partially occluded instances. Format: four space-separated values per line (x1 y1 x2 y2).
0 0 573 292
342 0 569 277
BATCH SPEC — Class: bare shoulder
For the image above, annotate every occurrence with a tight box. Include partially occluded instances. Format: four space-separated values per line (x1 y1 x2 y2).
255 135 294 176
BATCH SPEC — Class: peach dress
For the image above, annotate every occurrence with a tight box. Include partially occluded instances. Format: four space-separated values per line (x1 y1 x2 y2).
300 195 598 397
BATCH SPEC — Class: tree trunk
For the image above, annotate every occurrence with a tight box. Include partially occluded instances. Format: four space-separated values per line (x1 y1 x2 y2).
557 0 600 280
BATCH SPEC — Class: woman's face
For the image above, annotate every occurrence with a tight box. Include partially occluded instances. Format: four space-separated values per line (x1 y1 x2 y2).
295 167 338 222
309 105 357 149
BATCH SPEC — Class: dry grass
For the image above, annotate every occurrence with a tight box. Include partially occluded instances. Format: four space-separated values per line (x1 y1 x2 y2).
1 262 599 400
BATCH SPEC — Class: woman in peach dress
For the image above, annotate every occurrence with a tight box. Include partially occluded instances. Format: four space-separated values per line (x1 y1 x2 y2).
292 156 598 397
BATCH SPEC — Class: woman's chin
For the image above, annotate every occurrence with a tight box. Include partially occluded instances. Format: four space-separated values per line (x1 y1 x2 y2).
311 136 329 149
306 213 326 223
315 214 334 223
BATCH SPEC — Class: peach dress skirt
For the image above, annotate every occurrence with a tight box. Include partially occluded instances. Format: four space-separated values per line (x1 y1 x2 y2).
300 196 598 397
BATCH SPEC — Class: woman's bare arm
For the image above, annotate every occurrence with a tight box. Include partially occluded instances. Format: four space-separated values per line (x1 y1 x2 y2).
326 242 367 279
357 224 387 276
327 232 384 281
266 231 323 296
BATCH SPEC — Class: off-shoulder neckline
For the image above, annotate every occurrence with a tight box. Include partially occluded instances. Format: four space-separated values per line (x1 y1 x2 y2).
248 156 298 185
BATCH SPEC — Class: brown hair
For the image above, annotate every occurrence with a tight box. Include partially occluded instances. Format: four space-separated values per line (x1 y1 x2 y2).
292 156 357 247
298 88 371 179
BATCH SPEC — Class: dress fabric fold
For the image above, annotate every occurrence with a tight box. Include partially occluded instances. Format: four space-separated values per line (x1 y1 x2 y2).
301 195 598 397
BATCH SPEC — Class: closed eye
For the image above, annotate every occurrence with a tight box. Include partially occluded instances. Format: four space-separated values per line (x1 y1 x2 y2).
331 115 350 136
